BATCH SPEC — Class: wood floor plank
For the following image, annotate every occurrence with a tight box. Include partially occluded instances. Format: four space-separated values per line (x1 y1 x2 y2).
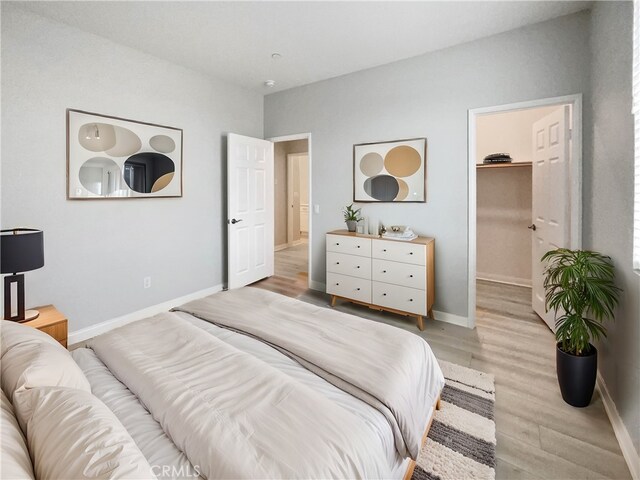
496 431 600 480
495 458 543 480
538 426 631 479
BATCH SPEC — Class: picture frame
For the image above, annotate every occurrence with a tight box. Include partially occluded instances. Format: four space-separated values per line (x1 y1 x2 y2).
353 137 427 203
66 109 183 199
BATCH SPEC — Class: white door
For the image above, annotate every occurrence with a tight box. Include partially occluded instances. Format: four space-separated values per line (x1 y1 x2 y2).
531 106 571 330
227 133 274 289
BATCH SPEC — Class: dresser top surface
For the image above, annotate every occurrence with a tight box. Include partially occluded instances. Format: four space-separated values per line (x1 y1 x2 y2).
327 229 434 245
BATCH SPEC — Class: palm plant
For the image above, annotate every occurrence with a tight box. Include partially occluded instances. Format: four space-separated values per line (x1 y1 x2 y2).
542 249 621 356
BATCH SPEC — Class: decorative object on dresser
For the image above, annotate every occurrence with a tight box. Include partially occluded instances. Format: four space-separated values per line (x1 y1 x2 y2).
383 225 418 241
22 304 68 348
326 230 435 330
67 109 183 199
353 138 427 203
1 229 44 322
342 204 363 232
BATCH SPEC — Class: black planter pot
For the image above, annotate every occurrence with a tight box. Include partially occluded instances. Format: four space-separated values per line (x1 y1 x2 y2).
556 343 597 407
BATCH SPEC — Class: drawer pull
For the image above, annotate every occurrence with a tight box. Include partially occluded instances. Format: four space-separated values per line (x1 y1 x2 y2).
336 283 340 286
357 266 360 269
409 252 414 255
383 249 387 252
409 274 413 278
383 270 387 273
336 262 340 265
357 288 361 291
383 293 387 296
357 246 361 248
336 243 340 246
409 299 413 302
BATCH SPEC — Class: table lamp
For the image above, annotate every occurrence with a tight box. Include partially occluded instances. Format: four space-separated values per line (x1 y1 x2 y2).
1 228 44 322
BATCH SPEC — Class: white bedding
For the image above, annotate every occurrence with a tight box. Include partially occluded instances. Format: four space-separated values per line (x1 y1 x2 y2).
71 348 202 480
72 289 444 479
73 314 415 478
176 288 443 460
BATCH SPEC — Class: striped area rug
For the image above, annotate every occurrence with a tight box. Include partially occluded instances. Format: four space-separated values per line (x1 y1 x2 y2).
412 360 496 480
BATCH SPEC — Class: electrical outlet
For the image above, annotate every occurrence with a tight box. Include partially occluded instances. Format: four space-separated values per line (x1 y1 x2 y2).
143 276 151 289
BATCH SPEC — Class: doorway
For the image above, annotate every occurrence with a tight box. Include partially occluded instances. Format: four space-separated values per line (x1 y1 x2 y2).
468 94 583 330
271 136 311 291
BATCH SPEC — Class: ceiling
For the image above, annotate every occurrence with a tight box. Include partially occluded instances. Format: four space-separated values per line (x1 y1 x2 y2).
17 1 591 94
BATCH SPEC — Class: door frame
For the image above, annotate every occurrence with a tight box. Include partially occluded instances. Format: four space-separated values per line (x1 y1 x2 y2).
467 94 582 329
267 133 313 289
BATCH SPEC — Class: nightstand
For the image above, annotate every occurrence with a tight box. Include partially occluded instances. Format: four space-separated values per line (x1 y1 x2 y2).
23 305 68 348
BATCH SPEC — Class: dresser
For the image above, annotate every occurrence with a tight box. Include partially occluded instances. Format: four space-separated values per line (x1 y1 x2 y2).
326 230 435 330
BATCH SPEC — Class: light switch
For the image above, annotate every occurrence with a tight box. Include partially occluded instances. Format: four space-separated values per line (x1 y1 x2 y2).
314 205 320 214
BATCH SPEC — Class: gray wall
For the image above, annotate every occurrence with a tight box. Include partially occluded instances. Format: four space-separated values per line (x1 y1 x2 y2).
265 12 591 318
587 1 640 456
1 5 263 332
477 167 532 286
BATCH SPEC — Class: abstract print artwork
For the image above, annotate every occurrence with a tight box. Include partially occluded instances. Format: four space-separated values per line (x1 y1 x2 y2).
67 109 183 199
353 138 426 202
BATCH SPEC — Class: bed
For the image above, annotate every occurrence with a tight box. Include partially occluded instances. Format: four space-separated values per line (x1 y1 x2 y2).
2 287 444 479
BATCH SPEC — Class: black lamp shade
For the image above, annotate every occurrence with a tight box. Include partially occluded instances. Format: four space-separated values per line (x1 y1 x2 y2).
1 229 44 274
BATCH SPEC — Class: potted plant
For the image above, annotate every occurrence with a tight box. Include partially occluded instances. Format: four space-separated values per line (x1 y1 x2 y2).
542 249 621 407
342 204 363 232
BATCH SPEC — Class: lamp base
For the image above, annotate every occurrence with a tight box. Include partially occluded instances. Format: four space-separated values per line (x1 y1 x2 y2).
20 309 40 322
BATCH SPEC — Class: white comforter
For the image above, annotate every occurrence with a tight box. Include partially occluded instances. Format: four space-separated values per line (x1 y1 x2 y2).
175 288 444 459
89 313 394 479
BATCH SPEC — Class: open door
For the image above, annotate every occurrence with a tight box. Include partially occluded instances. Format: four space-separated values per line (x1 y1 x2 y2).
227 133 274 289
531 106 571 330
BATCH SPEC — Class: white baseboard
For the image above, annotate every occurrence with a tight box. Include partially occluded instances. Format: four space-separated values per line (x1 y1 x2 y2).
476 273 532 288
432 310 471 328
597 373 640 480
68 284 223 345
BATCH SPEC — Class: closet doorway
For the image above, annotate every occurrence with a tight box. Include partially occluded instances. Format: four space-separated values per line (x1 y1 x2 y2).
270 135 312 293
468 95 582 330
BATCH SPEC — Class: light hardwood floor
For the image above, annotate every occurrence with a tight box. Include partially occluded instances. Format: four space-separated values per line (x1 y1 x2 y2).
253 277 632 480
255 240 309 297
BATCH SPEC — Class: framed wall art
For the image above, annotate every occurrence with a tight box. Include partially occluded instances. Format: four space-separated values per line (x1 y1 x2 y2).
353 137 426 203
67 109 183 199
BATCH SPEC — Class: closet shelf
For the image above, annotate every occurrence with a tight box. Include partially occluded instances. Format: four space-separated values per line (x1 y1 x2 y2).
477 161 532 169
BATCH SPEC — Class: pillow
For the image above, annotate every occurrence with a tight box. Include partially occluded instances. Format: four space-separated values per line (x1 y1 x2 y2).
1 320 91 402
1 390 35 480
13 386 156 479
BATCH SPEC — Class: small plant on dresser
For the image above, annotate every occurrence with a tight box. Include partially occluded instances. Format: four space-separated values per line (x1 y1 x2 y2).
342 204 363 232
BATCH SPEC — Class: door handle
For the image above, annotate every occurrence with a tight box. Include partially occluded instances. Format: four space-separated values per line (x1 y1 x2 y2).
229 218 243 225
528 224 537 231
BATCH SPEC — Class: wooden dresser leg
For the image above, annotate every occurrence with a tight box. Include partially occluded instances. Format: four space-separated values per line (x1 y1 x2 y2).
436 397 442 410
416 315 424 331
330 295 337 307
428 308 434 319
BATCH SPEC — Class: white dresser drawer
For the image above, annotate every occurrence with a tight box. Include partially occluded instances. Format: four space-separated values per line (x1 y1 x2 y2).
326 234 371 258
327 273 371 303
326 252 371 280
372 239 425 266
372 259 425 290
372 282 426 316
